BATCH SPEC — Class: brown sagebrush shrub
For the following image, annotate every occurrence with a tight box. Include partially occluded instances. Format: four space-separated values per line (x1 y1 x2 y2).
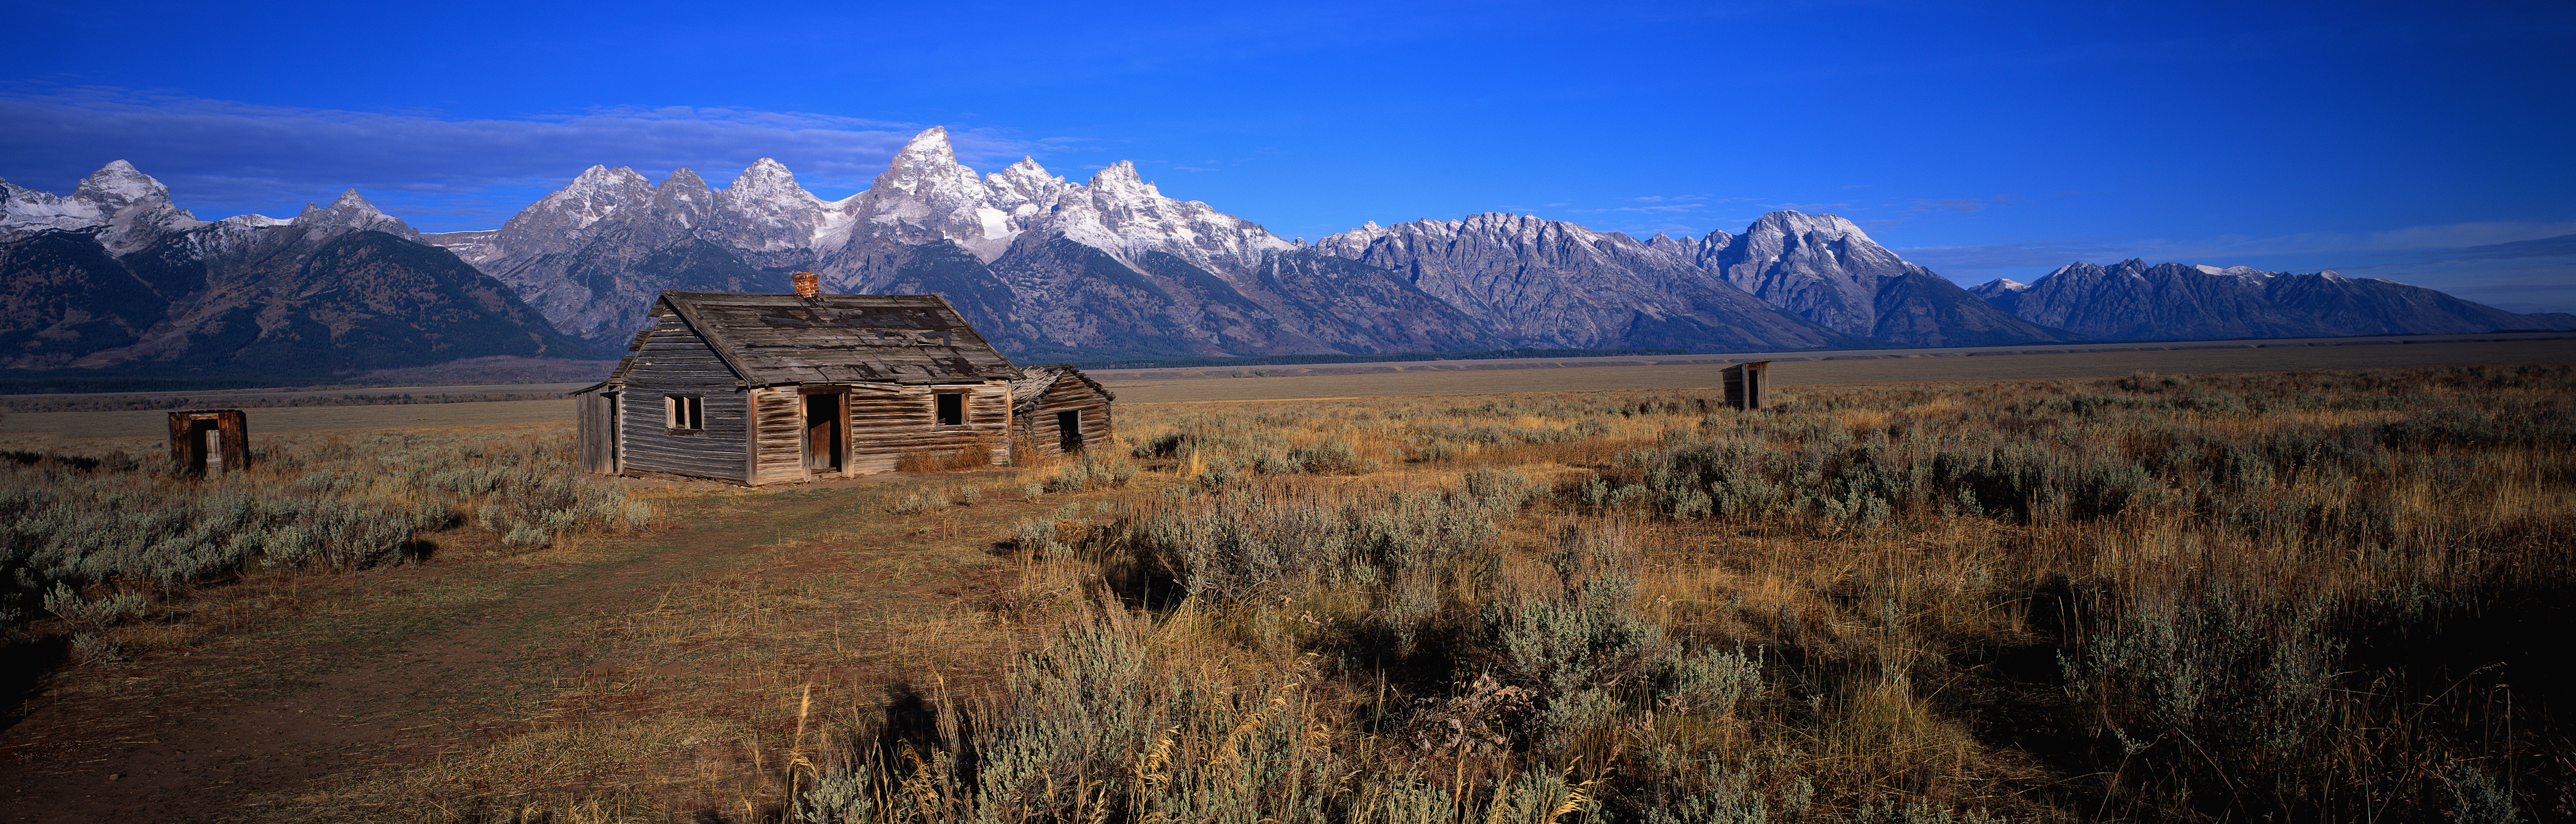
898 448 995 473
795 365 2571 823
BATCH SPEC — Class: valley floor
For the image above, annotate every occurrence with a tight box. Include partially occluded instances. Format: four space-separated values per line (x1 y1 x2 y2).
1 348 2570 823
5 333 2571 439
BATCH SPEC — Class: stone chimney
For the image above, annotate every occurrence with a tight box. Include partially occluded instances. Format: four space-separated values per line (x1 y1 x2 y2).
793 271 819 298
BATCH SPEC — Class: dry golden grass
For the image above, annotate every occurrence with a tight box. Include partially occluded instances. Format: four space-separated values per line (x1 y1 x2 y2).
896 448 996 473
13 364 2570 823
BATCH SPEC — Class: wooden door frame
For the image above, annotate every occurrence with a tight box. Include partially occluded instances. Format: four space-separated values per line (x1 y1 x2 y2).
797 385 850 479
1057 409 1083 453
605 391 621 475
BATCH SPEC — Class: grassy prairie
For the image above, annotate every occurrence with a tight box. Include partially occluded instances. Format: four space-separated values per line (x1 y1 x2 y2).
7 336 2564 439
1098 336 2576 402
1 363 2568 823
0 398 580 439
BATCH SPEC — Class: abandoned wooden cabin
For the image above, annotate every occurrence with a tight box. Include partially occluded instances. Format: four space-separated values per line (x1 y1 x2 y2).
572 288 1065 485
1009 364 1116 458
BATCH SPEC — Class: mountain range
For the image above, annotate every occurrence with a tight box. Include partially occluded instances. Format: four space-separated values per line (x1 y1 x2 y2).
1969 260 2565 341
3 126 2566 385
0 162 587 385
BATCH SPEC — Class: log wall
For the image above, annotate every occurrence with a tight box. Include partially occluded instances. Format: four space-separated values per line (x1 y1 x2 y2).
846 383 1014 475
575 390 617 474
751 387 808 485
618 315 750 482
1017 381 1116 459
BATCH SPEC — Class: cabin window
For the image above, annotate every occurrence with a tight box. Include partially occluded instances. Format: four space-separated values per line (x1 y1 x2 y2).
934 392 964 426
666 395 703 431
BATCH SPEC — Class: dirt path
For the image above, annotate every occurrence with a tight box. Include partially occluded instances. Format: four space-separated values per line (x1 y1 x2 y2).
0 478 1016 823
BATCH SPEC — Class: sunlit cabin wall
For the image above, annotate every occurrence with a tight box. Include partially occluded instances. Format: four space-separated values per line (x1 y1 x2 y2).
749 387 808 486
574 387 616 474
841 383 1015 476
617 314 750 482
1017 379 1115 459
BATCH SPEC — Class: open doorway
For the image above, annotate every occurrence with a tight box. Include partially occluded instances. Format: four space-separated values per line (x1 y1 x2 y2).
168 409 249 475
1057 409 1083 453
189 418 223 473
804 393 844 474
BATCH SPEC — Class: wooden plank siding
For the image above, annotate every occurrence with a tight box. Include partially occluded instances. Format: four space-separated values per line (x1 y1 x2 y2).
751 387 809 485
583 292 1059 485
574 389 616 474
846 384 1015 475
1018 380 1115 459
618 314 752 483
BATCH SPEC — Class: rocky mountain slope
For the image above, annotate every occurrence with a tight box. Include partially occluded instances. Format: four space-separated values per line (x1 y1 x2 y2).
1 163 591 382
1697 212 2083 347
24 127 2562 378
1317 210 2064 350
1972 260 2560 341
428 127 1988 356
1313 214 1870 351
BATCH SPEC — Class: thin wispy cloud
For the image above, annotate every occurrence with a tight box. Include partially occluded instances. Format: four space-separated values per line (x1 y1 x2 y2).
2373 231 2576 263
1896 240 2141 273
1896 220 2576 306
0 87 1058 229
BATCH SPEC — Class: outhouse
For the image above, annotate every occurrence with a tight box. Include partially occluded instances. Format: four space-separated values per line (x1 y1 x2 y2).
1721 360 1771 411
168 409 250 474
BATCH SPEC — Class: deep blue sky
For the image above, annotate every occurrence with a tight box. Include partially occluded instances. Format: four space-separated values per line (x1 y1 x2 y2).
6 0 2572 311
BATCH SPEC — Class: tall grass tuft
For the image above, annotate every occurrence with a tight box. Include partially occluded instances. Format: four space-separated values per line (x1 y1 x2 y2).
1 429 636 633
881 365 2574 822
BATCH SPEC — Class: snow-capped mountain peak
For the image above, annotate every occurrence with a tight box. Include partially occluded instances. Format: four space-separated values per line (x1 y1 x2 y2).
1 177 90 236
850 126 1024 261
74 160 176 211
0 161 205 253
984 157 1072 239
1050 159 1296 275
2192 264 2272 279
1083 160 1161 200
1313 220 1394 255
518 165 660 233
893 126 956 162
293 189 418 241
713 158 841 253
987 157 1066 201
1743 209 1873 245
726 158 810 201
868 126 982 198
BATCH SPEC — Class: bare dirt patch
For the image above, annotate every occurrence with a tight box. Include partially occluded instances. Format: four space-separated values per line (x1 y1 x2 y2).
0 475 1054 823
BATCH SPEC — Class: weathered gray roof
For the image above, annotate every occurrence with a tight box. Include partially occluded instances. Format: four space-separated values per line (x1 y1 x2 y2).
1008 364 1116 409
652 291 1020 387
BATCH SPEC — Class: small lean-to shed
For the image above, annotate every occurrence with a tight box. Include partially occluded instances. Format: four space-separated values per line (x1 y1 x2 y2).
167 409 250 474
572 289 1026 485
1009 365 1116 458
1721 360 1772 411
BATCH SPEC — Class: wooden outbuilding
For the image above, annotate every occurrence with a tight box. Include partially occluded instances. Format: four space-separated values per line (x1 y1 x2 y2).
572 289 1045 485
1721 360 1771 411
1009 365 1116 458
168 409 250 474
